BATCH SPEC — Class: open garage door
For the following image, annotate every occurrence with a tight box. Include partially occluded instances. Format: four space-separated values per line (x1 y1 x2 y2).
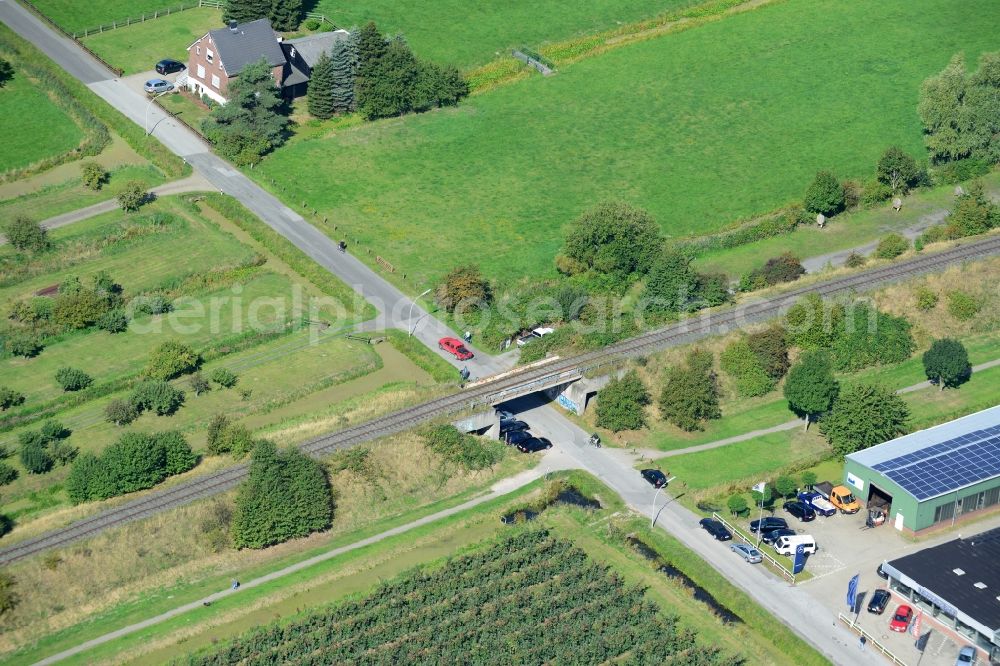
866 484 892 528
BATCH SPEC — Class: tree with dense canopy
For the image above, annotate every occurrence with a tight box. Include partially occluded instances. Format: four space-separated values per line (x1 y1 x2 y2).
202 59 288 165
559 201 662 279
821 384 909 457
803 171 845 216
876 146 924 193
658 350 720 431
306 51 336 120
922 338 971 390
595 370 651 432
783 351 838 430
919 52 1000 165
436 265 491 312
4 215 48 252
231 440 333 549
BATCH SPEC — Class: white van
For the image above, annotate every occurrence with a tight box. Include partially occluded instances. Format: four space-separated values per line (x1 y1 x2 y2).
773 534 817 556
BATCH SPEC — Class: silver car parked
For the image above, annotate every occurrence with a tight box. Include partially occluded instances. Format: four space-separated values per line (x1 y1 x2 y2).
730 543 763 563
144 78 174 94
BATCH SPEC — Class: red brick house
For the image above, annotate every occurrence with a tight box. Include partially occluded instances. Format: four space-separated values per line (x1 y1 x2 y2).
185 19 348 104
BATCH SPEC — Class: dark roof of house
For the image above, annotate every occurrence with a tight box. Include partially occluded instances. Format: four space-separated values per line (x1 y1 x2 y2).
888 526 1000 630
207 19 286 75
285 30 349 68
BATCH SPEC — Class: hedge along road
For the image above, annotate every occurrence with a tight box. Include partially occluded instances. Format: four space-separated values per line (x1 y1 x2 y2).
1 234 998 566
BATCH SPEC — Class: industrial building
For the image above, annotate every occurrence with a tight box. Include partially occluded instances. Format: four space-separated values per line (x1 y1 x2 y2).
843 405 1000 535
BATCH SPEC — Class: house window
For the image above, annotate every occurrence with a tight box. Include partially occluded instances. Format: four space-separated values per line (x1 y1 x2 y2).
196 46 201 55
211 74 221 89
197 64 205 78
290 47 296 58
206 49 214 63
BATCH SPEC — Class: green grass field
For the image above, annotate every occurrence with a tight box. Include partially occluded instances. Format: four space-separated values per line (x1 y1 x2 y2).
0 165 165 222
314 0 698 68
0 72 84 172
81 8 221 74
28 0 190 34
258 0 999 289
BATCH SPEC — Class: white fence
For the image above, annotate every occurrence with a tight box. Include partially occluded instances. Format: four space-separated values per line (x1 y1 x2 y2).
838 613 909 665
711 512 797 583
74 0 224 38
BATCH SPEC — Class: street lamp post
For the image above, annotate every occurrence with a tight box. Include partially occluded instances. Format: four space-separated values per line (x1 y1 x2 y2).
650 477 676 527
408 288 431 336
145 89 172 136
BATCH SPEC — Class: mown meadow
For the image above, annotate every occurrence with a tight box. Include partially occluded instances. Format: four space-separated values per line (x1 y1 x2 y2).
257 0 1000 288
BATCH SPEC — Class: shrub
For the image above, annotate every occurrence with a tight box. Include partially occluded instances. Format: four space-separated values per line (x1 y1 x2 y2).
48 440 79 466
210 368 238 388
844 252 867 268
5 332 43 357
933 157 990 184
720 339 774 397
876 146 924 193
560 201 663 279
303 17 321 30
421 424 505 471
945 184 998 239
915 287 939 311
130 379 185 416
189 373 211 396
55 367 93 392
746 326 790 380
116 180 148 212
231 440 333 549
130 294 172 315
19 434 53 474
594 370 650 432
3 215 49 252
923 338 972 389
436 265 492 312
206 413 230 454
96 309 129 333
0 462 18 486
104 398 139 425
726 494 748 517
40 420 70 441
741 253 805 291
658 350 720 431
831 303 914 372
0 386 25 410
144 341 201 380
157 431 198 475
875 233 909 259
803 170 845 216
860 180 893 207
784 293 843 350
841 179 862 210
947 291 981 321
800 471 818 488
80 161 108 190
774 474 798 498
52 289 110 329
0 572 18 616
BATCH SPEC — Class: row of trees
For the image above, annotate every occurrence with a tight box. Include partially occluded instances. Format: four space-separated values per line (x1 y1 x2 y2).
66 431 197 503
223 0 302 31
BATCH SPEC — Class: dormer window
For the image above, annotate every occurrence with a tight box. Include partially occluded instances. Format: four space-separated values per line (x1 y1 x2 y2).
290 47 297 58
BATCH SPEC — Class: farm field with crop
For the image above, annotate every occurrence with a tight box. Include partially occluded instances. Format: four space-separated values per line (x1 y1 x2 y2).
258 0 999 289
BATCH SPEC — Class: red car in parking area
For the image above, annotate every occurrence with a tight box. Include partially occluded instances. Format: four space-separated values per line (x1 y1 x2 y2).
889 604 913 632
439 337 473 360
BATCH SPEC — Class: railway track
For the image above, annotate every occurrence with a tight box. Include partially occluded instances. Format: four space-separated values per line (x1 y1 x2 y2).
1 235 997 566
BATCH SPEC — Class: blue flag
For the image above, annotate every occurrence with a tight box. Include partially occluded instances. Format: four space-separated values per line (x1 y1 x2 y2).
846 574 860 611
792 544 806 574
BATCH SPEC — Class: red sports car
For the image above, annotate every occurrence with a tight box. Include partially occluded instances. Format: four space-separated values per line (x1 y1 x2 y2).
439 337 473 360
888 604 912 632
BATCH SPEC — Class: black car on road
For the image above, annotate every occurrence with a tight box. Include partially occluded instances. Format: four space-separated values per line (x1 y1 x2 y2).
155 59 185 75
698 518 732 541
641 469 668 488
867 589 891 614
516 437 553 453
760 527 796 545
783 500 816 522
504 430 533 446
749 516 788 533
499 419 529 434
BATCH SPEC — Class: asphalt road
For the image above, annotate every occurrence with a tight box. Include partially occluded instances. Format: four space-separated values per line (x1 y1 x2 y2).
508 394 884 666
0 0 512 380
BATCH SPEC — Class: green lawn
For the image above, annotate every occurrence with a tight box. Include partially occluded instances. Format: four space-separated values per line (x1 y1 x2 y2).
694 172 1000 277
28 0 190 34
0 165 165 221
314 0 698 68
258 0 999 289
0 72 84 172
158 90 212 130
81 8 221 74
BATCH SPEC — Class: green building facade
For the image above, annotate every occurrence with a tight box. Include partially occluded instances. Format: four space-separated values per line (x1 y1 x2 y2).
842 406 1000 535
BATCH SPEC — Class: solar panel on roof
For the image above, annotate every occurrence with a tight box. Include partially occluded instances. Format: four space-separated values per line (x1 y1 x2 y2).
880 428 1000 501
